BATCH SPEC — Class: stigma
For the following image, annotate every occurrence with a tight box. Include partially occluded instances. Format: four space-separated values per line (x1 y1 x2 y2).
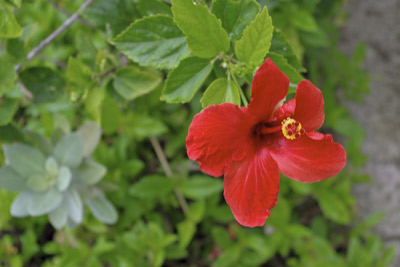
281 117 305 140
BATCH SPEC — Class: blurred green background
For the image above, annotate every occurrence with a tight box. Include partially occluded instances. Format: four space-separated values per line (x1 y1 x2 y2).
0 0 395 266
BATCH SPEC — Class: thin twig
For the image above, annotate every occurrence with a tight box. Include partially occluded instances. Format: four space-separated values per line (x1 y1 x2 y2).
48 0 97 30
149 136 189 214
14 0 95 73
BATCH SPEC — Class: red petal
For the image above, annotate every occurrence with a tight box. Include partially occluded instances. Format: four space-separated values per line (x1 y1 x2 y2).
247 58 289 122
268 133 346 183
186 103 254 177
223 149 280 227
293 80 325 131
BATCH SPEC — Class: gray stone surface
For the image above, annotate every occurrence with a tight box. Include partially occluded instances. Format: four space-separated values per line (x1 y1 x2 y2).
339 0 400 265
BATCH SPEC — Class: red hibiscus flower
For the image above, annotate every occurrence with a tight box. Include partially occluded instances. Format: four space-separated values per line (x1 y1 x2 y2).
186 58 346 227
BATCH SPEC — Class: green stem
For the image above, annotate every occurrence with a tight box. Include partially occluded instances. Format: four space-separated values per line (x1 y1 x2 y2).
231 73 248 106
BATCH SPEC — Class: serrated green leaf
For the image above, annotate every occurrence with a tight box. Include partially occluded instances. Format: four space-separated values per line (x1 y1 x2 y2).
179 175 223 200
0 166 28 191
74 159 106 186
27 189 63 216
3 144 46 178
136 0 172 17
0 98 18 126
200 77 240 108
0 3 22 38
86 191 118 224
172 0 229 58
211 0 260 41
0 56 15 96
270 30 304 72
235 7 273 69
54 133 84 169
269 52 303 85
112 15 190 69
112 66 162 100
19 67 65 103
83 0 139 36
161 57 212 103
129 175 174 198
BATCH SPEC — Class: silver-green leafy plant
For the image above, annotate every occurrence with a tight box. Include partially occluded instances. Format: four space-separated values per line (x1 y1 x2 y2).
0 122 117 229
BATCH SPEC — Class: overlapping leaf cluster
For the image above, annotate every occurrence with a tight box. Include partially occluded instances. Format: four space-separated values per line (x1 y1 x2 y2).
0 0 394 266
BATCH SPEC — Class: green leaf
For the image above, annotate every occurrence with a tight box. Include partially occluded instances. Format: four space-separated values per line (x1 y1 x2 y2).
269 52 303 85
45 157 58 177
171 0 230 58
290 9 318 32
83 0 139 36
212 227 233 249
85 191 118 224
57 166 72 192
113 66 162 100
0 3 22 38
101 93 121 134
10 192 32 217
122 113 168 140
19 67 65 103
129 175 174 198
3 144 46 178
187 200 205 223
112 15 190 69
27 189 63 216
177 220 196 248
85 86 106 123
74 159 106 186
161 57 212 103
27 174 51 192
270 30 304 72
0 98 18 126
0 166 28 191
49 202 68 230
77 122 102 157
200 77 240 108
211 0 260 41
0 56 15 96
54 133 84 169
179 175 223 200
234 7 273 69
65 188 83 224
66 57 93 94
136 0 172 17
316 190 351 224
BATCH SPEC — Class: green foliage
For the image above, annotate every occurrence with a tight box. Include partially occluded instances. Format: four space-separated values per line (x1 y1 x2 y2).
171 0 230 58
201 77 241 107
111 15 191 69
235 7 273 69
0 0 393 266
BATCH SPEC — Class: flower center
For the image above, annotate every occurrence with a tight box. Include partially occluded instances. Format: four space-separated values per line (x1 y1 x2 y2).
281 117 305 140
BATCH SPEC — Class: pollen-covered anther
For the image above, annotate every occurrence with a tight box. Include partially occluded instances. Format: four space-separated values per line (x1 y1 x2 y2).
281 117 305 140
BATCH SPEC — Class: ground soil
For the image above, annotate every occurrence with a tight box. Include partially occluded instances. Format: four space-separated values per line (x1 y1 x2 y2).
339 0 400 265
